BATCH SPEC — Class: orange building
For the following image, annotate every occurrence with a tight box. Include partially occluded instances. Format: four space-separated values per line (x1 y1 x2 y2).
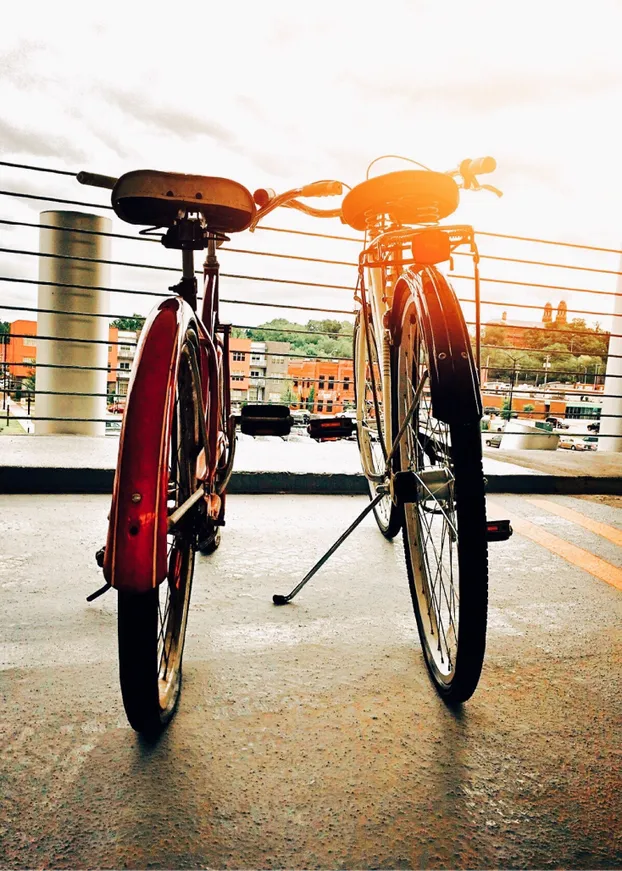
288 358 354 414
108 326 119 395
229 337 251 402
3 320 37 383
5 319 123 397
482 390 566 420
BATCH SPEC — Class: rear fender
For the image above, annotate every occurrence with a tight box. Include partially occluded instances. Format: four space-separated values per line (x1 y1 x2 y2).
103 297 198 593
391 268 482 424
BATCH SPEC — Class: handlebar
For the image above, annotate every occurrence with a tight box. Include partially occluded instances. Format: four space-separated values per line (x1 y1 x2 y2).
459 156 496 177
76 171 118 190
299 180 343 198
451 156 502 197
249 180 344 230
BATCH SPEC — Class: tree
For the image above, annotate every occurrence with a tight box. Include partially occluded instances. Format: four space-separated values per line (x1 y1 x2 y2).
481 325 507 348
244 318 354 358
110 313 145 331
280 381 297 405
306 386 315 412
501 397 518 421
0 321 9 336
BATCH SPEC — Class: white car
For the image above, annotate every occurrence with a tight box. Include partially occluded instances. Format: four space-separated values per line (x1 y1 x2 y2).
559 436 597 451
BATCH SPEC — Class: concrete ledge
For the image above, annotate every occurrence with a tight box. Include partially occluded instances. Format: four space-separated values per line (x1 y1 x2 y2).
0 467 619 495
228 471 368 495
484 474 622 495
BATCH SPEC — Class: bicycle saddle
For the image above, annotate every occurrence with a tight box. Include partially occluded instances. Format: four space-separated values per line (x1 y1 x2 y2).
111 170 256 232
341 170 459 231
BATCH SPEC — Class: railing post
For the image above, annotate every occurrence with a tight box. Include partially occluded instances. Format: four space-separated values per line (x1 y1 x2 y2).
599 264 622 452
36 211 111 435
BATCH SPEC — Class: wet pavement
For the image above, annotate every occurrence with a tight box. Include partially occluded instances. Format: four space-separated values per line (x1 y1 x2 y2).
0 492 621 870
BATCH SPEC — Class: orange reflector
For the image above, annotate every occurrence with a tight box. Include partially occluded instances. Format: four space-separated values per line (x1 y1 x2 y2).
411 230 451 265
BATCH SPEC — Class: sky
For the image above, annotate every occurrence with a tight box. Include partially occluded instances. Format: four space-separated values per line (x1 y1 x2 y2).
2 0 622 335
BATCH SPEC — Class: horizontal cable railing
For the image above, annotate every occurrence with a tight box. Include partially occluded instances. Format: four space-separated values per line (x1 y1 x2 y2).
0 159 620 445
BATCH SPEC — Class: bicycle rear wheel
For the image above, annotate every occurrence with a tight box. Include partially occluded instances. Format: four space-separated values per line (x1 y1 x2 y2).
118 330 201 733
394 270 488 703
353 314 402 539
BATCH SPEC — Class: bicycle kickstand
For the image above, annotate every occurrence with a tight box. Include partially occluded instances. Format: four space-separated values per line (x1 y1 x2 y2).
272 490 385 605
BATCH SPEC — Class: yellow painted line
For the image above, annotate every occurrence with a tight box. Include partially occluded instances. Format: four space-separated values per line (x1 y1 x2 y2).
524 497 622 548
488 500 622 592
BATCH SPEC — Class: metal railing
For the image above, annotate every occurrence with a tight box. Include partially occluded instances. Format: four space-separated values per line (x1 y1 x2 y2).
1 159 620 446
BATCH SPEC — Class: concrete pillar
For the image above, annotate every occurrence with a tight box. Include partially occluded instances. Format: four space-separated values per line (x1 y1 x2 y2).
599 262 622 452
36 211 111 435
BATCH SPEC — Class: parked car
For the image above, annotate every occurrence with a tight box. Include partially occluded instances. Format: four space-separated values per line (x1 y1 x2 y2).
559 436 597 451
545 416 569 429
485 433 503 448
290 409 310 426
105 419 122 436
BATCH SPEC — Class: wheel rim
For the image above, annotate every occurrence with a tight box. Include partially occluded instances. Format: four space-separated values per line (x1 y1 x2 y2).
356 318 393 529
159 342 197 709
397 302 459 683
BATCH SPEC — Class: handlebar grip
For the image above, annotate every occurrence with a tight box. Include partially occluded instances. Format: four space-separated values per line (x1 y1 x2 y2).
299 180 343 198
253 188 276 207
463 157 496 176
76 171 118 190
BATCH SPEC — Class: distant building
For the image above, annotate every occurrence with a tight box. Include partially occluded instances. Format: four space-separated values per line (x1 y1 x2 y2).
485 300 569 348
247 340 290 402
112 329 138 400
229 337 251 404
3 318 137 404
2 319 36 389
288 358 354 414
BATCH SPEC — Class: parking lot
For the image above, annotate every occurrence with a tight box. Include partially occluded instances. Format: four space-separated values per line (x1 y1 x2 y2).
1 491 620 869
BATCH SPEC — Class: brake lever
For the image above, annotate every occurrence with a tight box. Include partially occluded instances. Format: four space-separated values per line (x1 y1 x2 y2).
479 183 503 198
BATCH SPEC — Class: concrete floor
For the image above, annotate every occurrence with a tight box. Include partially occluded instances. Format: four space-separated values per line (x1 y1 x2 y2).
1 493 621 869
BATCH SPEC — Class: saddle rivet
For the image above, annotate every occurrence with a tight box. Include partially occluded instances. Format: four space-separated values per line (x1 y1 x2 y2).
438 352 447 360
131 492 142 503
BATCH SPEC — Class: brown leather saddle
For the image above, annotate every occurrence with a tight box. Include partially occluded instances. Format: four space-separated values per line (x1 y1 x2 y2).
341 170 459 231
111 170 256 233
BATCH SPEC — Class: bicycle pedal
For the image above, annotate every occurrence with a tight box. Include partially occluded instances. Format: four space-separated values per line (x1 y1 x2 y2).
486 519 513 542
240 404 293 437
307 416 354 441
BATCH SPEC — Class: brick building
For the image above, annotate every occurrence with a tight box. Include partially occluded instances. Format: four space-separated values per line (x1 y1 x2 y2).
230 336 251 403
3 319 137 404
485 300 568 348
2 320 37 388
288 358 354 414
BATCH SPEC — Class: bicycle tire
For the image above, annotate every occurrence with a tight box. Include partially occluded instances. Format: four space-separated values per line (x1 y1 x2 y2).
118 330 201 733
393 269 488 703
353 314 402 539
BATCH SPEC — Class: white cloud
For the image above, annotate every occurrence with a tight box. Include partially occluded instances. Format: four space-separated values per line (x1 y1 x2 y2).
1 0 621 331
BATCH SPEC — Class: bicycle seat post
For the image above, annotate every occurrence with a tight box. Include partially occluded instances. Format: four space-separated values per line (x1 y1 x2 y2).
182 248 195 280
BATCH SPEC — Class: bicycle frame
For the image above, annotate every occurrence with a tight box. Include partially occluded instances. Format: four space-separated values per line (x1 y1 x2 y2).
103 238 232 593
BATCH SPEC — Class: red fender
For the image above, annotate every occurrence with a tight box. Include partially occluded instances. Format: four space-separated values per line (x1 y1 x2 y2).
103 297 200 593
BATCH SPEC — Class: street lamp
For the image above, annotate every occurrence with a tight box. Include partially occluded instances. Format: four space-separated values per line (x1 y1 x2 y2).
543 354 551 389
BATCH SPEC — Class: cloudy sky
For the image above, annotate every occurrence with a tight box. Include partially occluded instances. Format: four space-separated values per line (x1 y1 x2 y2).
2 0 622 332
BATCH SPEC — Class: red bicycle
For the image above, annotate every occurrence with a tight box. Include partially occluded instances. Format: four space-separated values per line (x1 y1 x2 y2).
78 168 342 733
